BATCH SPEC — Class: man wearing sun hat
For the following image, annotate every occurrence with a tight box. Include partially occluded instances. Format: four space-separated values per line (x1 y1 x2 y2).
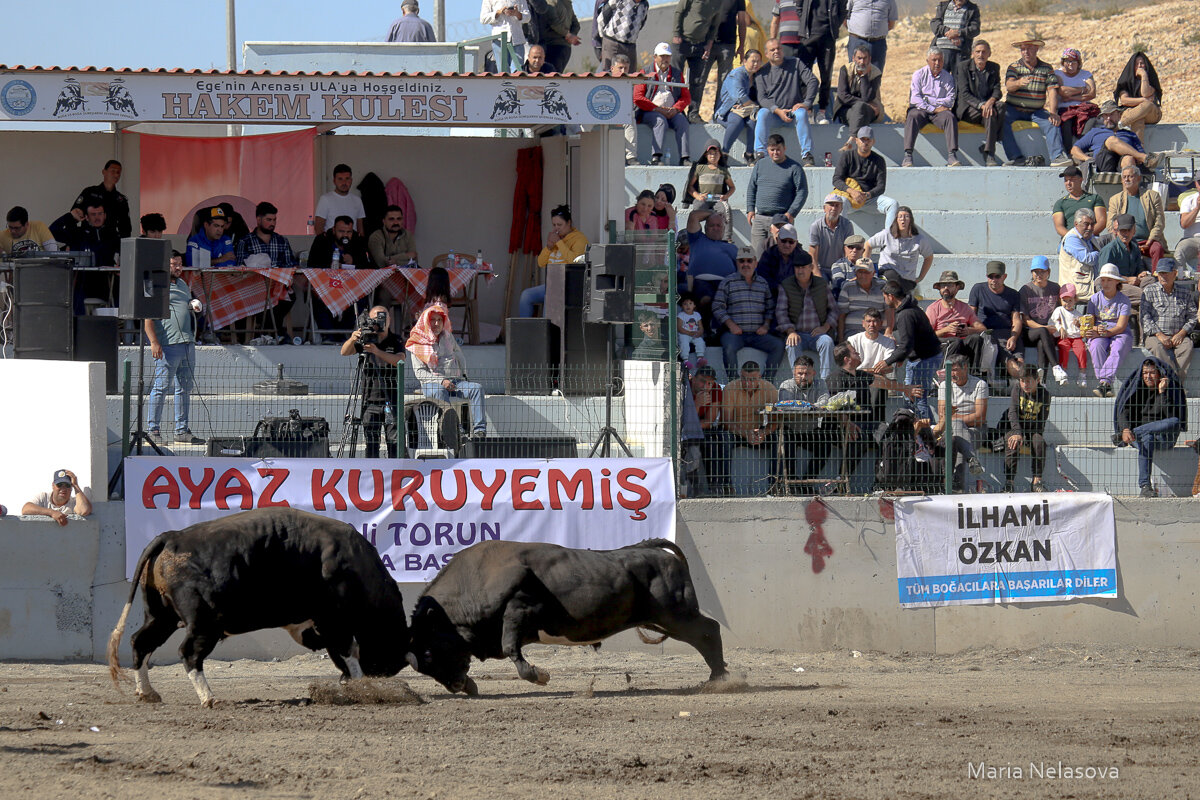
1001 37 1070 168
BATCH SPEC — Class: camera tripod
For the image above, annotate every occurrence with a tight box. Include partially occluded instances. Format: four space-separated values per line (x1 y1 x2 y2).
588 325 631 458
337 353 370 457
108 326 166 498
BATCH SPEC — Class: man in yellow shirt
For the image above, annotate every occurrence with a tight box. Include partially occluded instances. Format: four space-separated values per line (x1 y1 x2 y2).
1 206 58 255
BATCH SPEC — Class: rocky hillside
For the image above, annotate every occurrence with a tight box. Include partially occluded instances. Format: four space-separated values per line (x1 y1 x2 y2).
877 0 1197 123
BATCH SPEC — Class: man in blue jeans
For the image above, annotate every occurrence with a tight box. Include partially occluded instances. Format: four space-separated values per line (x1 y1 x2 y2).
1001 38 1071 167
1115 357 1187 497
144 251 205 445
713 246 786 383
875 280 942 422
754 38 818 165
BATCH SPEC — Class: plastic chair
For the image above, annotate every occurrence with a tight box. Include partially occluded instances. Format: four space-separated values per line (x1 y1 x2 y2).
430 253 481 345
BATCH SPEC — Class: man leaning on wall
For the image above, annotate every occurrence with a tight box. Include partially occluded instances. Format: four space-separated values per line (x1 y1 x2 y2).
22 469 92 526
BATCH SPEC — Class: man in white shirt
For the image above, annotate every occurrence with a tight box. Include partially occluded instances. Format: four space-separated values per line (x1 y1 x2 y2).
22 469 92 526
314 164 366 237
1174 178 1200 274
846 307 895 371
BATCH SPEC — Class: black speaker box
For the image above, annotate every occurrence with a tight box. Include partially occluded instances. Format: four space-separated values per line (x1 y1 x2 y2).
13 258 73 360
73 315 119 393
584 243 635 324
544 262 587 329
460 436 578 459
559 307 612 396
506 317 559 395
204 437 330 459
119 237 171 320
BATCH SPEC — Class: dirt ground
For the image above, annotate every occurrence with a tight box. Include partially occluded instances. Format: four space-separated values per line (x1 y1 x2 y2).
1 644 1197 799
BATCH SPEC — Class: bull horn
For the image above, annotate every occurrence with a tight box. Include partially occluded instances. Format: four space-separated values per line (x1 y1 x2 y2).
405 652 418 671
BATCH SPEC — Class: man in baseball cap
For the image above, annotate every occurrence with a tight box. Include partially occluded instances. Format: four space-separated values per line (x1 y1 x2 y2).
809 193 852 283
21 469 92 525
636 43 690 166
1069 100 1162 173
1052 163 1107 238
185 205 235 267
1140 256 1195 378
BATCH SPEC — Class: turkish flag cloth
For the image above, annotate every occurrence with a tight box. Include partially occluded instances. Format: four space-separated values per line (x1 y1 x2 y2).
137 128 317 236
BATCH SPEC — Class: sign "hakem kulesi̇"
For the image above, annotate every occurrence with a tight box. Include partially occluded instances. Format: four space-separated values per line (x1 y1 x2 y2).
0 70 630 126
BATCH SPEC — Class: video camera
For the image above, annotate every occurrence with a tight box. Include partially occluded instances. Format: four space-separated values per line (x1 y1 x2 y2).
357 309 388 345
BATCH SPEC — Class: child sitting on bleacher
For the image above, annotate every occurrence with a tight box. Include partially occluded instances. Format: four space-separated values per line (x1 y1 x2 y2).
676 291 707 372
1050 283 1088 388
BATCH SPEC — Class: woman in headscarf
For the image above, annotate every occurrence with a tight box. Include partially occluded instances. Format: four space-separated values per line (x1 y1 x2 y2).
1114 51 1162 140
405 303 487 439
1113 356 1186 497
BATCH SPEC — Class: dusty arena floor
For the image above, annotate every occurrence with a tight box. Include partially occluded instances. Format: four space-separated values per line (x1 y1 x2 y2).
1 644 1196 799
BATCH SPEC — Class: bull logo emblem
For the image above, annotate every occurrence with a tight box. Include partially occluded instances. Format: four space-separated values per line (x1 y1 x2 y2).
539 84 571 120
52 78 86 116
103 79 137 116
490 84 522 119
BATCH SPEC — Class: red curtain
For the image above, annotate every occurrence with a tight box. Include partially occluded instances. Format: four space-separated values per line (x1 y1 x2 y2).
138 128 316 235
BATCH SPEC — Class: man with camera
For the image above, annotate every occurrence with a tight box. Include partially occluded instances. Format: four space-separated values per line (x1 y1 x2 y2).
340 305 404 458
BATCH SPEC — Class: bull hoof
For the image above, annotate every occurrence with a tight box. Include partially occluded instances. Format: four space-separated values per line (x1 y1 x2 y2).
461 677 479 696
137 690 162 704
201 697 217 709
533 667 550 686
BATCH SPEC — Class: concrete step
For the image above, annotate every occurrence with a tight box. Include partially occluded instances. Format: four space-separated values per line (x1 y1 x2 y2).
632 121 1200 170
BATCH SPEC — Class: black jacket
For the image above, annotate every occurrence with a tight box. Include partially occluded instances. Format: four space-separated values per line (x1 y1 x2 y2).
929 0 980 58
885 294 941 366
308 230 371 268
1114 356 1187 437
953 57 1001 119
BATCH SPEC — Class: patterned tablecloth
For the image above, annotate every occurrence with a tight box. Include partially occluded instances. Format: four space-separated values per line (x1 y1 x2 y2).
184 267 293 331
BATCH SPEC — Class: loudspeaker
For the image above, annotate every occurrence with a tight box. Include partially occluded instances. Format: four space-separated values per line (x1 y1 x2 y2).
73 315 119 393
460 436 578 459
506 317 559 395
13 258 73 360
118 237 171 320
584 243 635 323
544 262 587 329
560 307 612 395
204 437 330 459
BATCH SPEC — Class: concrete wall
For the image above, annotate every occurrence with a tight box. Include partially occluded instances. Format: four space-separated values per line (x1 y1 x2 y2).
0 360 106 514
2 496 1198 663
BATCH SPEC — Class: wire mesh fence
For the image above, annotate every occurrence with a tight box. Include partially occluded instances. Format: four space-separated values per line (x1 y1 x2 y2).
118 357 676 463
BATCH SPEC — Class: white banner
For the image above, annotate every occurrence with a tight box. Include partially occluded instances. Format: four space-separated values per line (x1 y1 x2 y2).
123 457 675 583
0 70 630 126
894 492 1117 607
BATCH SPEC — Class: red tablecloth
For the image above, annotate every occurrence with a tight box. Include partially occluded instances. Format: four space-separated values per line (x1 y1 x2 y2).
299 268 400 316
185 267 293 331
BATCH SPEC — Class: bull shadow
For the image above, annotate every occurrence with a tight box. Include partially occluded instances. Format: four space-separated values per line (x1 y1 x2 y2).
422 682 824 701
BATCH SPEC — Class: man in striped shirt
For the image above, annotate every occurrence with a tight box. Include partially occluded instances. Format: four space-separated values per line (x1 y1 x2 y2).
1140 258 1196 378
713 247 786 382
1001 38 1070 168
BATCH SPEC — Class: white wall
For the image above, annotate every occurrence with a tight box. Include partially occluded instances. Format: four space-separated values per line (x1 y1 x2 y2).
0 360 106 513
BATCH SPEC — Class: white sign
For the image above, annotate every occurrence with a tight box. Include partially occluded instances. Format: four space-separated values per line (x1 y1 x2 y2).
123 457 675 583
894 492 1117 607
0 70 630 126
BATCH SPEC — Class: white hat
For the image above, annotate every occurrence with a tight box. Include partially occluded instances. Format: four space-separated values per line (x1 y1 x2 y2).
1097 263 1124 282
654 42 672 56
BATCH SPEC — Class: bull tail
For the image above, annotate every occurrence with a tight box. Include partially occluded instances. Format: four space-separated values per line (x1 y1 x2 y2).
636 627 668 645
108 534 166 690
632 538 687 565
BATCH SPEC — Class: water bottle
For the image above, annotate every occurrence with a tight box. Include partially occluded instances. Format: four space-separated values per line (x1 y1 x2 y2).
306 216 314 235
476 247 483 268
332 245 341 269
447 248 455 268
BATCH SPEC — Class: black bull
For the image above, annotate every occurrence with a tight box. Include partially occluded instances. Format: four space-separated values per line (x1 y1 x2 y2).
108 508 408 706
406 539 728 694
